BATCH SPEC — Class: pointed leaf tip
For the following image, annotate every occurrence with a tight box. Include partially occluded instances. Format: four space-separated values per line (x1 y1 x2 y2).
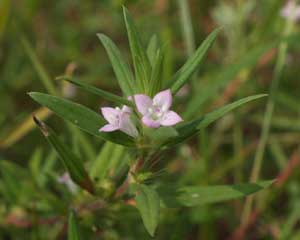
169 27 221 94
122 5 151 94
159 179 274 208
33 116 95 194
97 32 135 96
32 116 49 136
28 92 135 146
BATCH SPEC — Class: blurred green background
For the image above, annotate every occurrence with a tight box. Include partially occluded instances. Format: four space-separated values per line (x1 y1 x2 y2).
1 0 300 239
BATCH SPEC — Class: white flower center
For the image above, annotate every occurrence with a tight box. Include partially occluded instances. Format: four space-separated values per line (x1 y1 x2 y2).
147 104 166 121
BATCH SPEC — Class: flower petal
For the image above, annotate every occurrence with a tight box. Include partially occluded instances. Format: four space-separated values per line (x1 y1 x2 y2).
134 94 153 115
119 114 138 138
160 111 183 126
101 107 119 125
99 124 119 132
153 89 172 111
142 116 161 128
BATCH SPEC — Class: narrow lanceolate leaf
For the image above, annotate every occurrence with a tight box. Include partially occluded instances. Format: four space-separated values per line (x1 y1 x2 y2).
29 92 135 147
159 180 274 208
169 28 221 94
33 117 94 194
68 210 82 240
97 34 134 96
123 6 151 93
147 35 159 67
165 94 267 147
150 49 163 96
196 94 267 129
57 76 133 107
135 184 160 237
184 43 276 118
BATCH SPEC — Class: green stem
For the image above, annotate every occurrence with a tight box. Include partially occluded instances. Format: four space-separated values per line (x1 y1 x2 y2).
241 9 295 225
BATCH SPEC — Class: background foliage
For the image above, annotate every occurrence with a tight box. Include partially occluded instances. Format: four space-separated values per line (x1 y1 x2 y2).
1 0 300 239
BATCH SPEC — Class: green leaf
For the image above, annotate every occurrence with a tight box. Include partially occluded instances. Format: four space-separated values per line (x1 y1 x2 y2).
183 43 276 118
29 92 135 147
159 180 274 207
90 141 126 179
146 127 178 144
165 94 267 147
149 49 163 96
57 76 133 107
147 35 159 67
196 94 267 129
33 117 94 194
68 210 82 240
135 184 160 237
169 28 220 94
123 6 151 93
97 33 134 96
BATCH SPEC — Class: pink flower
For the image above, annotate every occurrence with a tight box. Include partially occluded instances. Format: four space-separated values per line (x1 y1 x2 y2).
134 89 183 128
281 0 300 22
99 106 138 138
